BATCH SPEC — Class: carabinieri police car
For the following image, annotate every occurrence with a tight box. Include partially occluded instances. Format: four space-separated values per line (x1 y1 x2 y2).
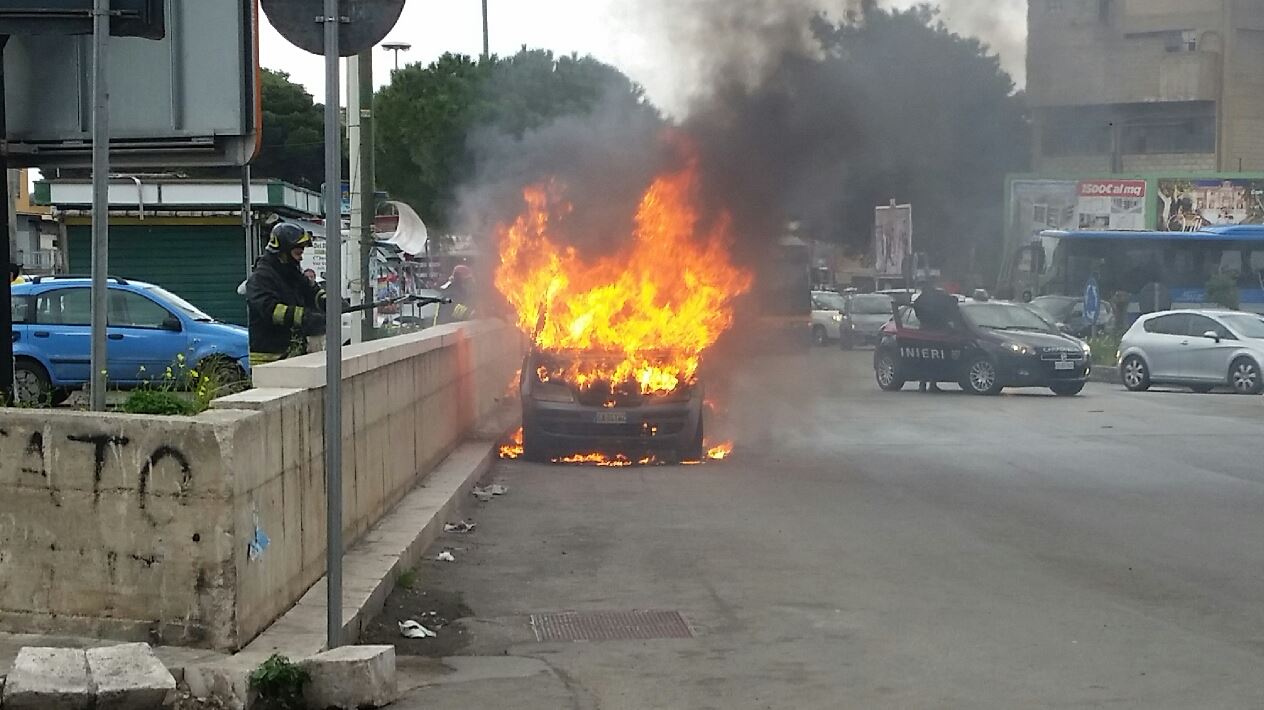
873 298 1092 396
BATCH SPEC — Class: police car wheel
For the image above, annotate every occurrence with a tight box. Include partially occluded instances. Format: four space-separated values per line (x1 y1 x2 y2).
875 353 905 391
1120 356 1151 392
964 356 1003 395
811 326 828 346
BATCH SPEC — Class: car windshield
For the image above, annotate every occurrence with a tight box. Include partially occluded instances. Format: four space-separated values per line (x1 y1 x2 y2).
850 295 893 315
962 303 1056 333
814 292 847 310
140 284 215 322
1030 297 1074 321
1222 313 1264 339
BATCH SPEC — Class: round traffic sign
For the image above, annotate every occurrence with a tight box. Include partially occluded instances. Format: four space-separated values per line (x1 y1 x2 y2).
262 0 405 57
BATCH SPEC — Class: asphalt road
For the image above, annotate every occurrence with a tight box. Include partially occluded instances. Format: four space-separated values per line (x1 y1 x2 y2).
391 347 1264 709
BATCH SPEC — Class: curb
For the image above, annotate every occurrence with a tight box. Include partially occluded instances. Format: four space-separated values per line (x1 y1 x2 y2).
173 402 520 699
1089 367 1121 385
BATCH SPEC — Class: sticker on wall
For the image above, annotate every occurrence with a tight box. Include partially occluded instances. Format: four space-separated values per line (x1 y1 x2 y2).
247 511 271 561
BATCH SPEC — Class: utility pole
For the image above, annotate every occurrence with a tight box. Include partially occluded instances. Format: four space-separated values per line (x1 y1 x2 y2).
481 0 489 59
321 0 344 651
382 41 409 72
0 34 13 404
89 0 111 412
347 50 375 343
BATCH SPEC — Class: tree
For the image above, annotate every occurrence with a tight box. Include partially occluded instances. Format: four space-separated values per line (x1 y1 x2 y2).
375 54 491 231
253 69 326 190
374 49 653 231
813 4 1030 276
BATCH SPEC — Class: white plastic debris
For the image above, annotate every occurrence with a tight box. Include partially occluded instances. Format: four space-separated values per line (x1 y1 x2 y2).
398 620 438 639
437 551 456 562
471 484 509 502
443 520 476 533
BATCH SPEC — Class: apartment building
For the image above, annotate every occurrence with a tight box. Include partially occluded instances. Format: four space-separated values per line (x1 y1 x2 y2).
1028 0 1264 174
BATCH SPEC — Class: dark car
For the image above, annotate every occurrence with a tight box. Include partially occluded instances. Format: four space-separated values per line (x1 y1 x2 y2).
838 292 895 349
1029 295 1116 338
873 300 1092 396
520 348 705 462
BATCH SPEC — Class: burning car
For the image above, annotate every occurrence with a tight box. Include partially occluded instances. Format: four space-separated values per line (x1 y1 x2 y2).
495 159 751 464
519 349 705 462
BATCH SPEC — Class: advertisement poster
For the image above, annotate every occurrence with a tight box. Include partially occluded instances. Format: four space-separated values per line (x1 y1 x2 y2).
1156 178 1264 232
874 203 913 277
1076 179 1146 230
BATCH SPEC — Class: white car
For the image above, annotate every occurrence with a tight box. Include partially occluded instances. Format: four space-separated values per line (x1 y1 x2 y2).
1119 309 1264 394
811 290 848 345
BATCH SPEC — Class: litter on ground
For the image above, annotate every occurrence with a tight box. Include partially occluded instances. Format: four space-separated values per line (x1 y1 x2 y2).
444 520 476 533
399 619 438 639
437 550 456 562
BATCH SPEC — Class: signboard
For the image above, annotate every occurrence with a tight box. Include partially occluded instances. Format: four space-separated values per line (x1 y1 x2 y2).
1076 180 1146 230
1156 178 1264 232
874 203 912 277
0 0 164 38
2 0 260 168
1084 277 1100 326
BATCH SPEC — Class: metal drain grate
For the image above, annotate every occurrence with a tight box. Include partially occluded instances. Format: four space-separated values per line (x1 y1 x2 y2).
529 610 694 642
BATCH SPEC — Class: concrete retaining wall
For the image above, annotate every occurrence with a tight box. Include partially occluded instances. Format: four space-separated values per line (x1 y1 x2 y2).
0 321 521 651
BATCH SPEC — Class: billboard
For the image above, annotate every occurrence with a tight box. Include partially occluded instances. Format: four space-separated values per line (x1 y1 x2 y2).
1155 178 1264 232
1076 179 1146 230
2 0 260 168
874 203 912 277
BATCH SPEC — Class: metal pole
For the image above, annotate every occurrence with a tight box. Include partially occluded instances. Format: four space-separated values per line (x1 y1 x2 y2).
0 35 13 405
241 165 252 324
90 0 111 412
481 0 489 59
322 0 344 650
358 51 374 342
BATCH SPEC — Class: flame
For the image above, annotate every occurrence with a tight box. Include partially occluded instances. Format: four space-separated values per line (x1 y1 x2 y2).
706 442 734 460
495 161 752 395
496 427 734 466
499 427 524 459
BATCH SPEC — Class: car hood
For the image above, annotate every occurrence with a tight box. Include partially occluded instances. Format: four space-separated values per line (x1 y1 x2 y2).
989 330 1084 350
189 320 248 346
849 313 892 325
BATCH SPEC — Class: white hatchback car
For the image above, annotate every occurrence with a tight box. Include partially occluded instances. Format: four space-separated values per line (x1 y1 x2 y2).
1119 309 1264 394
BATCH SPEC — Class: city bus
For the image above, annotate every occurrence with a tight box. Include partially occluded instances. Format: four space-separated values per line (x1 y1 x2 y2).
1006 225 1264 318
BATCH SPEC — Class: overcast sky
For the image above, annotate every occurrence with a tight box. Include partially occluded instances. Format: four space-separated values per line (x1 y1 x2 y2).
259 0 1027 114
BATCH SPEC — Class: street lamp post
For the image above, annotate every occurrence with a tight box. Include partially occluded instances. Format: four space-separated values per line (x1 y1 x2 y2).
382 41 410 72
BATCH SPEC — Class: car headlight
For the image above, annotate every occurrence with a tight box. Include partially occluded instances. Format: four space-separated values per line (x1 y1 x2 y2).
1004 342 1035 356
831 314 843 323
1080 340 1092 354
531 382 574 403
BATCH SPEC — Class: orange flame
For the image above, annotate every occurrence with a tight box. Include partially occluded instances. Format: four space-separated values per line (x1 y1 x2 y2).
706 442 734 460
496 427 734 466
498 427 524 459
494 162 752 395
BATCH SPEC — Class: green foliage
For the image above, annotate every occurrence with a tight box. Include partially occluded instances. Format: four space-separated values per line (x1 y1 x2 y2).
1087 331 1123 368
374 49 652 231
254 69 328 190
121 389 196 416
119 353 241 416
248 654 310 710
397 567 417 590
1206 273 1240 310
808 3 1030 274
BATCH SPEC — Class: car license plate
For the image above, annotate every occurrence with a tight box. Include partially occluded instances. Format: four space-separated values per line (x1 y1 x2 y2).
1054 360 1076 371
593 412 628 424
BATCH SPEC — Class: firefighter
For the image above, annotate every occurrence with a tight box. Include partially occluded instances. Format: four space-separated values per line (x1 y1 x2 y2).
435 264 477 325
245 223 328 365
